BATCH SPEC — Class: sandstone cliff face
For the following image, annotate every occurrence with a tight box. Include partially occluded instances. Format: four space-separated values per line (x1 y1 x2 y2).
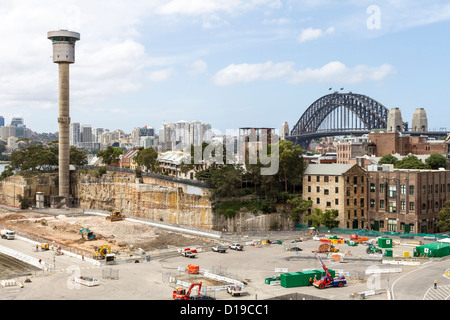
0 171 294 232
74 172 216 229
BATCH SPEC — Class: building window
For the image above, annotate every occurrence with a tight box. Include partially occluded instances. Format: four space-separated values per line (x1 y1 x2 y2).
317 186 320 192
335 187 339 193
361 210 364 217
326 202 331 208
347 188 350 196
360 198 364 207
422 186 426 195
401 201 406 211
335 177 339 183
409 186 415 195
370 199 375 208
380 184 385 194
435 185 439 193
317 198 320 204
308 186 311 192
400 185 406 195
354 210 357 217
389 202 397 213
308 176 311 182
380 200 385 209
324 189 329 195
316 176 320 182
370 183 375 192
324 176 329 182
389 185 397 198
380 220 385 229
409 202 415 211
335 199 339 205
388 218 397 232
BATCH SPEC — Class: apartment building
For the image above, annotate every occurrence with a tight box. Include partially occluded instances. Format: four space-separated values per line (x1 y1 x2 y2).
367 165 450 234
302 163 367 229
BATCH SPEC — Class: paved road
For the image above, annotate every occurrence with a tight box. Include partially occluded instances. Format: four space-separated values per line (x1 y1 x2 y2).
390 259 450 300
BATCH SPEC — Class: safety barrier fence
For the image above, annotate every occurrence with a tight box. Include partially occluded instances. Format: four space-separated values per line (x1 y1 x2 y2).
295 224 450 239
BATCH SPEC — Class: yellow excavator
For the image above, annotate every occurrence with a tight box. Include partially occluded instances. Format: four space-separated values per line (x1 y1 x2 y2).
94 245 115 263
106 211 126 222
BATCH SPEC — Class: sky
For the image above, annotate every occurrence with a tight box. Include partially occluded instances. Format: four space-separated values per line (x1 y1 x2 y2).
1 0 450 136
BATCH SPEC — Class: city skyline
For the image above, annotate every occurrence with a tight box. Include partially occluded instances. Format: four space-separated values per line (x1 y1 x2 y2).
1 1 450 134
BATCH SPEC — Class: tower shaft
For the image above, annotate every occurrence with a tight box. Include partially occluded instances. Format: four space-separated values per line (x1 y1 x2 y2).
58 63 71 199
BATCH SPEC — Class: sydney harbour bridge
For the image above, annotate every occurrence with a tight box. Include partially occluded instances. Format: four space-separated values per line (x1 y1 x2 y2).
287 92 448 150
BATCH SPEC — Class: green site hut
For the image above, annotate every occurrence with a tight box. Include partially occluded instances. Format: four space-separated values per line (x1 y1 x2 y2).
378 237 393 248
413 242 450 258
280 269 336 288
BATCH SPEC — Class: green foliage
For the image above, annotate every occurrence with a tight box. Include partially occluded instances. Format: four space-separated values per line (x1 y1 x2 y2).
378 154 398 165
304 208 339 228
70 146 88 166
286 197 313 222
17 195 30 210
394 154 430 169
425 153 447 169
437 200 450 232
133 147 160 173
97 146 123 165
214 199 278 217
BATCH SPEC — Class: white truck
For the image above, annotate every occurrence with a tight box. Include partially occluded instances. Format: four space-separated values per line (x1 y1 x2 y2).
1 229 15 240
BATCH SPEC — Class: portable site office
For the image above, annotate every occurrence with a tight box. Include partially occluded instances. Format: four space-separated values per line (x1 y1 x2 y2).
280 269 336 288
413 242 450 258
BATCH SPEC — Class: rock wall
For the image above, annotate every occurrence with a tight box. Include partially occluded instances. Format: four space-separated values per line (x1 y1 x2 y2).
0 171 296 232
74 171 216 229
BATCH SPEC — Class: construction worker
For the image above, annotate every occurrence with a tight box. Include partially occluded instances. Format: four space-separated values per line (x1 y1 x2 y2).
309 278 312 286
434 280 437 289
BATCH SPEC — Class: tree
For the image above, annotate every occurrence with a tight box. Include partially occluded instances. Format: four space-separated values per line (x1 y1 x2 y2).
437 200 450 232
378 154 398 165
97 146 123 165
286 197 312 223
425 153 447 169
70 146 88 166
304 208 340 228
278 140 306 193
133 147 159 173
394 154 430 169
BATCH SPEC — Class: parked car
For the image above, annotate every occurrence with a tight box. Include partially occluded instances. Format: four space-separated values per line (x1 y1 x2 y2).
423 236 437 240
229 243 243 251
289 247 302 252
212 245 227 253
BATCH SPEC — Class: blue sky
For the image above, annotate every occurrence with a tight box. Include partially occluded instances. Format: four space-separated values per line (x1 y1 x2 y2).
1 0 450 135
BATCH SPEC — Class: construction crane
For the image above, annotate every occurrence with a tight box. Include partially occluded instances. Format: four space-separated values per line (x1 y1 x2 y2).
313 252 346 289
94 245 115 263
79 228 96 240
173 282 202 300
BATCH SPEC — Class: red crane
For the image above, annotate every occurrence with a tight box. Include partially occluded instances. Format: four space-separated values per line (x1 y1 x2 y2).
313 252 346 289
173 282 202 300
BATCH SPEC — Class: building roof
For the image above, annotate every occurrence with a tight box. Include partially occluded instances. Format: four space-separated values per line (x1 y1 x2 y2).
304 163 355 176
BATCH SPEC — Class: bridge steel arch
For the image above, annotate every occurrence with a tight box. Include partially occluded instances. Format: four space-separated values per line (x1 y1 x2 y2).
291 92 390 137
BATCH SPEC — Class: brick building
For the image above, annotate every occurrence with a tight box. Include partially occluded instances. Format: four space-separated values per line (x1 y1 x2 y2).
302 164 368 229
367 165 450 234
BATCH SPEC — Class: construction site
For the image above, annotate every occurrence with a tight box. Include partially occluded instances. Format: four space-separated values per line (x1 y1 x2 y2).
1 206 450 301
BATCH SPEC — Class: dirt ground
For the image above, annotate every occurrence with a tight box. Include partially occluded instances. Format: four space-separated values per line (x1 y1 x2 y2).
0 209 220 255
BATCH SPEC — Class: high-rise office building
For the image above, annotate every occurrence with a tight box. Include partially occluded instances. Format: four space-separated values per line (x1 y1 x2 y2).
81 125 93 143
69 122 80 146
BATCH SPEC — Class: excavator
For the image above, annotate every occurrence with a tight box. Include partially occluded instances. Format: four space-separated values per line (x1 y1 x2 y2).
313 252 346 289
173 282 203 300
106 211 126 222
94 245 115 263
79 228 96 240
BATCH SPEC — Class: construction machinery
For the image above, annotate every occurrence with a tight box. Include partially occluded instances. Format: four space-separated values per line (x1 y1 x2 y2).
318 243 339 253
366 244 382 254
40 243 50 251
313 252 346 289
173 282 202 300
227 284 246 297
94 245 116 263
106 211 126 222
1 229 15 240
79 228 96 241
187 264 199 274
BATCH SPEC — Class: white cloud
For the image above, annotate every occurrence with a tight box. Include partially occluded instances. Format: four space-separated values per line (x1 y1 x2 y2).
188 59 208 76
213 61 294 86
262 17 290 25
297 27 335 43
147 68 175 82
213 60 395 86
